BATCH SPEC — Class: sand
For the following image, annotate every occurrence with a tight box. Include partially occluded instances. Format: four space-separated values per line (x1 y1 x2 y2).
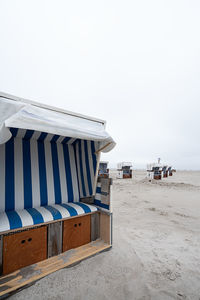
10 171 200 300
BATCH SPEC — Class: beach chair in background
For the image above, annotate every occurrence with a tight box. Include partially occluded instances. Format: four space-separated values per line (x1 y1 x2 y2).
147 163 162 180
98 161 109 178
162 165 168 178
0 92 115 297
168 166 173 176
117 162 132 179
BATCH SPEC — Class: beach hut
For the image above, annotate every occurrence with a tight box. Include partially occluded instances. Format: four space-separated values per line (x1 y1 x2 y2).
162 165 168 178
147 163 162 180
98 161 109 178
0 92 115 296
117 162 132 179
168 166 173 176
146 164 154 180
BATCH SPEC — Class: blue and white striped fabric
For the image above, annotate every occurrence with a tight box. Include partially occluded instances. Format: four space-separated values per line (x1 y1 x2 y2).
0 202 98 232
0 128 98 213
0 127 99 233
74 139 97 199
94 181 110 210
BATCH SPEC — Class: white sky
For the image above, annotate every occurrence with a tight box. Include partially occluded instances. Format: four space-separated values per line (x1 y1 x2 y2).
0 0 200 170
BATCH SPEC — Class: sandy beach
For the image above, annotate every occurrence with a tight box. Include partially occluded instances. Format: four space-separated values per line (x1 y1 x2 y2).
10 171 200 300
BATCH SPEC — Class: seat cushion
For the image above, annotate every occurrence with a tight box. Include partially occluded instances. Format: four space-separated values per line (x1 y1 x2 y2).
0 203 98 233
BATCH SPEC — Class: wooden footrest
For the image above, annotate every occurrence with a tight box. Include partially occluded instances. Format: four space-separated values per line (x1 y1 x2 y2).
0 239 111 299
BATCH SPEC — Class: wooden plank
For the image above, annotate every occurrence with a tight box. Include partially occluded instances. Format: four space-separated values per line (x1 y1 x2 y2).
48 222 62 258
91 213 100 241
94 142 112 154
3 226 47 275
63 215 91 252
100 213 111 244
0 240 111 298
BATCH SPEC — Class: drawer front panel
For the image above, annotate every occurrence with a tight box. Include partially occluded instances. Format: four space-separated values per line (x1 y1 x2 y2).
3 226 47 275
63 215 91 251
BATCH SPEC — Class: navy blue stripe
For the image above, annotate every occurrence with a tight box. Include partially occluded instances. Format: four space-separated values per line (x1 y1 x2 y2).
60 203 78 216
75 202 92 213
84 141 92 195
24 130 34 140
96 187 101 193
51 135 60 143
5 137 15 211
51 142 62 204
9 127 18 137
23 139 32 208
45 206 62 220
38 132 48 142
6 211 22 230
62 137 71 144
73 143 80 199
78 140 86 197
72 139 77 145
94 199 109 210
91 141 97 176
38 141 48 206
62 144 74 202
26 208 44 225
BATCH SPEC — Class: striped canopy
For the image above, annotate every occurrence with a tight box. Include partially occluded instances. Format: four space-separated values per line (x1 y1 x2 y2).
0 128 98 213
0 94 114 233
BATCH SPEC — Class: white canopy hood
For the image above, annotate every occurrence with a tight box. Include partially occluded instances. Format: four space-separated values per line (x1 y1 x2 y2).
0 92 115 153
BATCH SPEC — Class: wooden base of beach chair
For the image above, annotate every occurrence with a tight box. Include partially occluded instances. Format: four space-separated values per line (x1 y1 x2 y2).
154 175 161 180
0 212 112 298
0 239 111 299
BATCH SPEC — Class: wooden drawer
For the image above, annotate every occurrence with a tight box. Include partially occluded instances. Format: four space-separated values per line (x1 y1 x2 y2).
3 226 47 275
63 215 91 252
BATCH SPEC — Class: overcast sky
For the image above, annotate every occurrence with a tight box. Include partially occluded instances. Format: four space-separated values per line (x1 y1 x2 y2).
0 0 200 170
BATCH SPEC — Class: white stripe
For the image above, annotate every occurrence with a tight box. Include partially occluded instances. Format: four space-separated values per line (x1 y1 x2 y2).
57 136 65 143
57 143 68 203
68 145 79 201
87 141 95 190
31 131 41 140
34 206 53 222
0 213 10 232
52 204 70 218
16 129 26 139
44 142 55 205
0 144 5 212
14 138 24 210
30 139 41 208
16 209 33 227
76 142 83 198
82 203 97 212
81 140 89 196
45 133 54 142
95 193 101 201
67 203 85 215
68 138 76 144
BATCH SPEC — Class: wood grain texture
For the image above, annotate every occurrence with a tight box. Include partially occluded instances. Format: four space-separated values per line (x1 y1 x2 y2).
0 240 111 298
3 226 47 275
48 222 62 258
91 213 100 241
63 215 91 252
100 213 111 244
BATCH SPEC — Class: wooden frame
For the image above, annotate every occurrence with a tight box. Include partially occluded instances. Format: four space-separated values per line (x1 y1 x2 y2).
0 210 112 298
